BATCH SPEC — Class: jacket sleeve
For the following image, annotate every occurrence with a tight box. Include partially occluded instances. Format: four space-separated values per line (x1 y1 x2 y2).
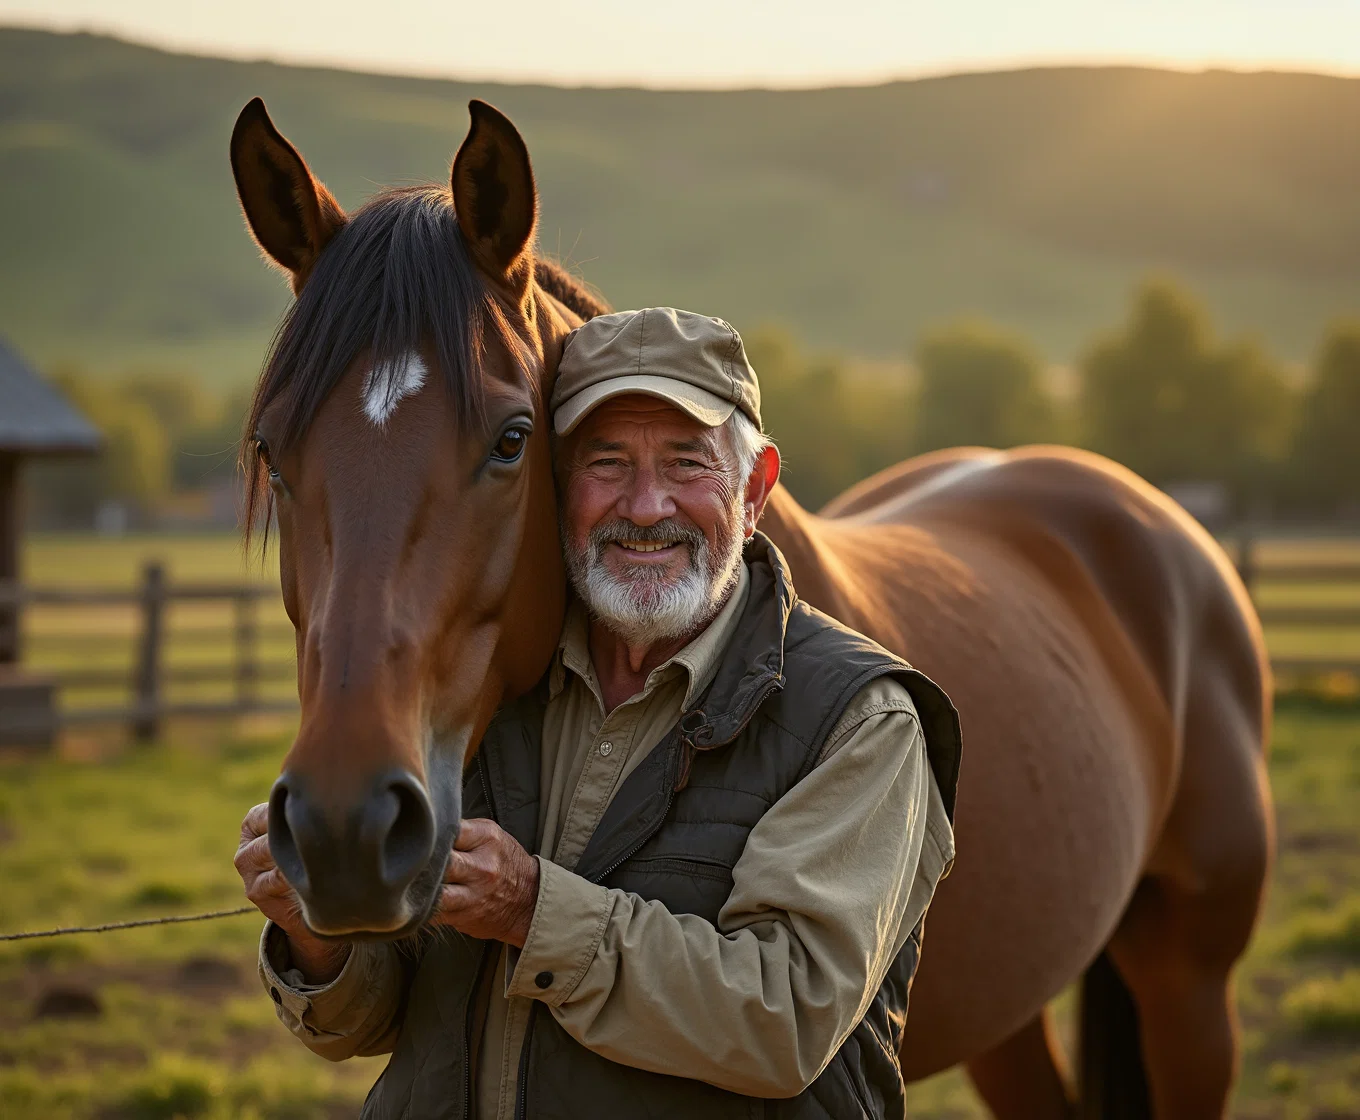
502 676 956 1097
257 921 409 1061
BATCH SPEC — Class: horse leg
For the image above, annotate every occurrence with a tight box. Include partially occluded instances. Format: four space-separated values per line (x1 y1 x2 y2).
965 1007 1075 1120
1096 688 1272 1120
1099 872 1259 1119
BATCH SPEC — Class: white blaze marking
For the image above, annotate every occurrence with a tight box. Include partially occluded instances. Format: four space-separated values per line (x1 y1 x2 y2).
362 351 428 426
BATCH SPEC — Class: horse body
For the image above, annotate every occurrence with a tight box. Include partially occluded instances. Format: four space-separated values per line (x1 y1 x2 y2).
228 96 1272 1117
762 448 1272 1114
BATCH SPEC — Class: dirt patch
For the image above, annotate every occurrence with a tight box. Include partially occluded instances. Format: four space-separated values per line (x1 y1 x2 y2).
34 984 103 1019
174 954 244 997
2 952 256 1021
1280 828 1359 854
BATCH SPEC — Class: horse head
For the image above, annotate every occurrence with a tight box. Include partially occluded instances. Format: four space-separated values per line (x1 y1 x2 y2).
231 98 593 939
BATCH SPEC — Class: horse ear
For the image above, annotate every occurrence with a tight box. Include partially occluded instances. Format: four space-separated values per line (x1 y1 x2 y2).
230 98 346 292
452 100 538 288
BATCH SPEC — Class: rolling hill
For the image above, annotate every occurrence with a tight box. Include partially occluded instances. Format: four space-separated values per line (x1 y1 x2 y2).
1 26 1359 384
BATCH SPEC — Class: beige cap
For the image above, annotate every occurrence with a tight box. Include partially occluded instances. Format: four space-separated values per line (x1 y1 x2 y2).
551 308 762 436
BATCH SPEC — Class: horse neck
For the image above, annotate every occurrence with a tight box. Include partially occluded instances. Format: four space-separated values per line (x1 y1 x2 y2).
532 284 586 377
759 484 854 620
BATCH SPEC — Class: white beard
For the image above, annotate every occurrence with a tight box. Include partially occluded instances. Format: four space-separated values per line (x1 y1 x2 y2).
565 508 745 648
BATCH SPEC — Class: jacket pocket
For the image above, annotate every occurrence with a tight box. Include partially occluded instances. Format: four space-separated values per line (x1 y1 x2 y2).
623 854 734 882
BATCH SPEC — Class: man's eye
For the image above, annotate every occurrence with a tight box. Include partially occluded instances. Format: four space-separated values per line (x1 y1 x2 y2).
490 427 529 463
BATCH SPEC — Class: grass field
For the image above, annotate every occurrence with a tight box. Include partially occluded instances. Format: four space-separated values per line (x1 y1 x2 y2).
4 532 1360 1117
1 704 1358 1117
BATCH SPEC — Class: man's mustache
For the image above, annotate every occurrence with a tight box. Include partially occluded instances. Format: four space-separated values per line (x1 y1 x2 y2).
588 519 708 556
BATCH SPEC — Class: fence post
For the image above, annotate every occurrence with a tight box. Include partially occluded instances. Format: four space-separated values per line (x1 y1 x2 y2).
234 590 258 712
0 452 19 665
132 562 165 742
1236 531 1256 601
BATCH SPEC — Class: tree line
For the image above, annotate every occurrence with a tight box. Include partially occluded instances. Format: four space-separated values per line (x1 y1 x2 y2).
755 278 1359 519
24 276 1360 530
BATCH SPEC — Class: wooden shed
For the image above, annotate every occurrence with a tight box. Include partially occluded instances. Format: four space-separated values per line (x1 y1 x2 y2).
0 338 101 743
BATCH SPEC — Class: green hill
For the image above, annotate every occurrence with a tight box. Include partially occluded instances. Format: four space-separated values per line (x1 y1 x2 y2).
2 26 1359 383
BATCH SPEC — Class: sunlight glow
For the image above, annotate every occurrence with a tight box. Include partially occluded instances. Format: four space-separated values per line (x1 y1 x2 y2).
2 0 1357 87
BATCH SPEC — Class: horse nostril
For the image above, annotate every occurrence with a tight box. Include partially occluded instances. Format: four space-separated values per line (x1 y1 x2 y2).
267 777 309 894
374 773 435 890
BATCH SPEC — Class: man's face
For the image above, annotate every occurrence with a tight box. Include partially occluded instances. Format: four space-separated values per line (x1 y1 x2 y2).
559 395 746 645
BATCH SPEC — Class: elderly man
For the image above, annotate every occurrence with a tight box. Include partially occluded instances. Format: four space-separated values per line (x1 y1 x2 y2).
235 308 959 1119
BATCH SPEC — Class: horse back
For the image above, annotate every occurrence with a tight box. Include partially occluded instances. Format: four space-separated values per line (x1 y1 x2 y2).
789 444 1268 764
760 446 1271 1074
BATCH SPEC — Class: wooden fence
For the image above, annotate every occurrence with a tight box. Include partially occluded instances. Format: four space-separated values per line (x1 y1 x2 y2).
0 562 296 742
0 540 1357 743
1234 537 1360 680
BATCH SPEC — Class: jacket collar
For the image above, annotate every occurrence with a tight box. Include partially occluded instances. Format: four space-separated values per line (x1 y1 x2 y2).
684 530 795 750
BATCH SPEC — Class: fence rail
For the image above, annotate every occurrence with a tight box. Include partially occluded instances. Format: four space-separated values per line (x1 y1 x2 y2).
0 561 296 743
1 540 1358 743
1234 536 1360 682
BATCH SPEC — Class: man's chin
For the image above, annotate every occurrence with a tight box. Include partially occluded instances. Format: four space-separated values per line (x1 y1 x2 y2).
602 560 692 594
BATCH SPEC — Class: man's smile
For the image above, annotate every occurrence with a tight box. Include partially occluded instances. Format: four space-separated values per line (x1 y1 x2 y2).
611 540 686 561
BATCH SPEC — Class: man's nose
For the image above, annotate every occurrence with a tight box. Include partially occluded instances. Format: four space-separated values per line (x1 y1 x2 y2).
618 469 675 525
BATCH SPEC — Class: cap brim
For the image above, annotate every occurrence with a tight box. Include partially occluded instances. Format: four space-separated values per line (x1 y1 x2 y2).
553 374 736 436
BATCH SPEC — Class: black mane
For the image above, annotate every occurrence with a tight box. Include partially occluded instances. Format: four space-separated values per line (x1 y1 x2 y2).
534 258 611 320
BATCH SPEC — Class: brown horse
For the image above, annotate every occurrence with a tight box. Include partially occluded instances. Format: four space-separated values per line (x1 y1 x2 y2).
231 97 1272 1118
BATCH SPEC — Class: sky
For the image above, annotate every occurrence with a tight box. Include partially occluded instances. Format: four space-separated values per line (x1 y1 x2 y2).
2 0 1357 88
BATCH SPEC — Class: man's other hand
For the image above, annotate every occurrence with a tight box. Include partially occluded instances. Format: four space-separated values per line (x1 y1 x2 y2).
436 818 540 947
234 802 350 984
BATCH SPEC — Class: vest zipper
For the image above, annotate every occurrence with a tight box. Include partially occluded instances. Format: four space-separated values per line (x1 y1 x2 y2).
513 1003 539 1120
587 678 781 885
462 942 494 1119
477 755 495 818
587 784 676 884
465 755 497 1119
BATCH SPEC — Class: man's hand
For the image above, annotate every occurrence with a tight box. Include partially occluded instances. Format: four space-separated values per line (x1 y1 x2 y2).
435 818 540 947
234 803 350 984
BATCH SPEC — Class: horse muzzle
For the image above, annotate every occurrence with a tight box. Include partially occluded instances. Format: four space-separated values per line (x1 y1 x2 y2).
267 767 449 937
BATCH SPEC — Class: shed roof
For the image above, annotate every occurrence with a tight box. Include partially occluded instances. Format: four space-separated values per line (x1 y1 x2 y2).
0 338 102 456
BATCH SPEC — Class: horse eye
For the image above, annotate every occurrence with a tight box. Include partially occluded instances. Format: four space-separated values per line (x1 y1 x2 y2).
490 427 529 463
255 438 279 478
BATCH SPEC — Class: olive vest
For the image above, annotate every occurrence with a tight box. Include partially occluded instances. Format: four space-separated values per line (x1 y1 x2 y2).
362 535 961 1120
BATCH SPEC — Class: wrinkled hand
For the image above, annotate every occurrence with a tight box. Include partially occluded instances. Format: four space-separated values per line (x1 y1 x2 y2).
234 802 349 983
435 818 540 947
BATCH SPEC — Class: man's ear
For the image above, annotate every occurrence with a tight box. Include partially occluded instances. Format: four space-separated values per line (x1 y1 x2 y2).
230 98 347 294
451 100 538 291
744 444 781 535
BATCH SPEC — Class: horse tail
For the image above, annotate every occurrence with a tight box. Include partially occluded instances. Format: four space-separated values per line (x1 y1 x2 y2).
1077 950 1152 1119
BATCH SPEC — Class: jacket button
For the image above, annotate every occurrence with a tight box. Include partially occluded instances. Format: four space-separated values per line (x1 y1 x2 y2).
534 970 553 990
598 741 613 757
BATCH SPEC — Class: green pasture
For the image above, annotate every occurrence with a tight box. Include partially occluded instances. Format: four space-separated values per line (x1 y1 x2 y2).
1 703 1358 1117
